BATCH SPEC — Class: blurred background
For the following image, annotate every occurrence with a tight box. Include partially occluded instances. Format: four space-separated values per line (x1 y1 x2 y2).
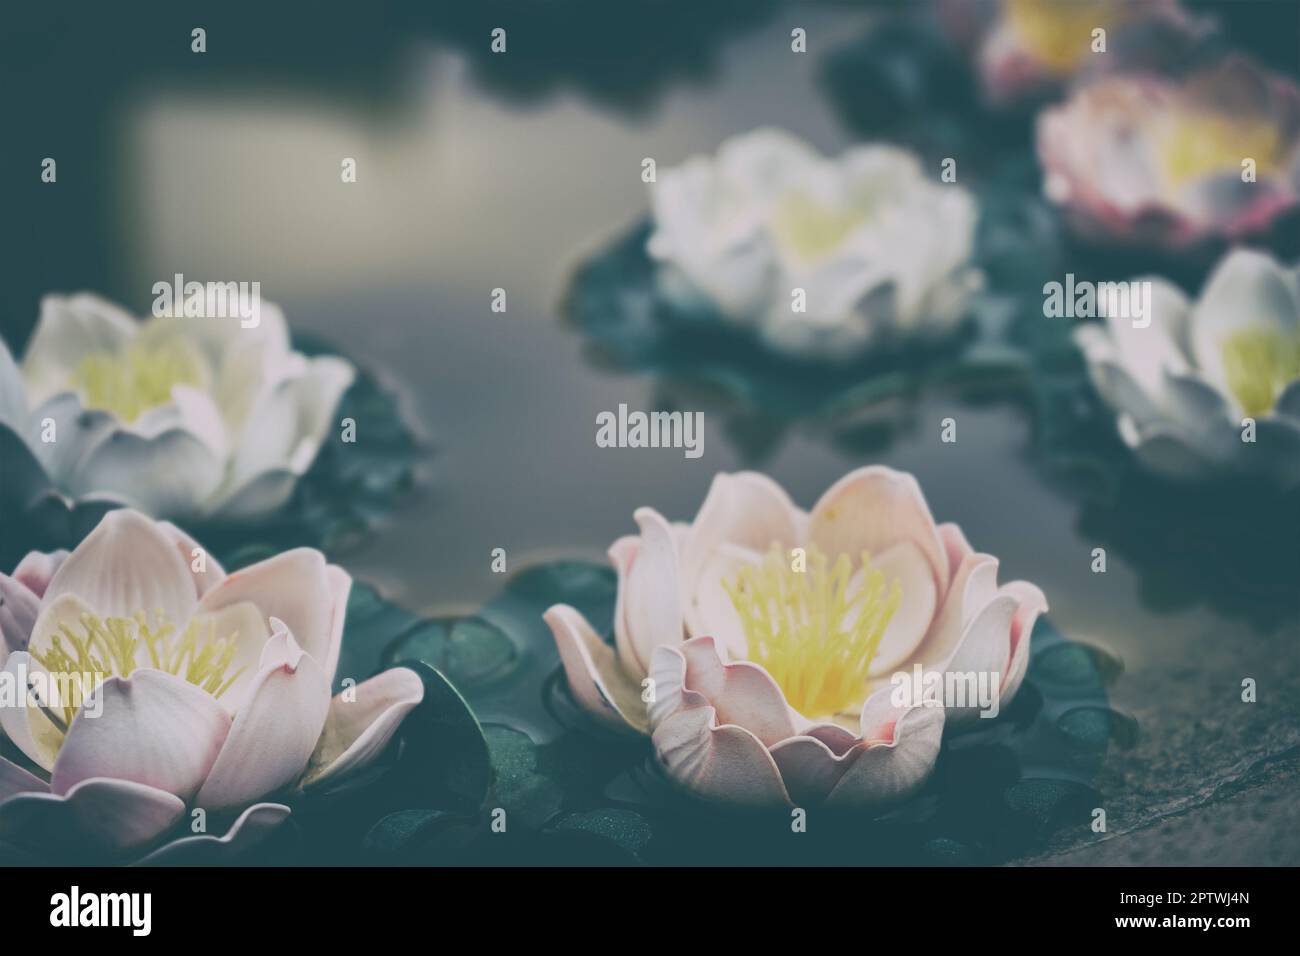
2 1 1297 863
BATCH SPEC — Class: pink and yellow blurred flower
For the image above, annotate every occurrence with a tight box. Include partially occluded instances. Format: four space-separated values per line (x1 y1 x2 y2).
544 467 1046 809
0 510 424 861
1037 58 1300 249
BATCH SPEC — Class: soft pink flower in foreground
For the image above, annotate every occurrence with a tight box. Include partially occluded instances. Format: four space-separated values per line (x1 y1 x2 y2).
1037 58 1300 249
544 467 1046 809
0 511 423 861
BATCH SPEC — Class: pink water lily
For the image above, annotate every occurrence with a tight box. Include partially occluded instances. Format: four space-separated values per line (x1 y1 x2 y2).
1037 58 1300 249
544 466 1046 809
0 510 424 861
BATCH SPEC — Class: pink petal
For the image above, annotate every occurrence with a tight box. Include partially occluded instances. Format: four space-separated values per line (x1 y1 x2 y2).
0 572 40 657
0 753 48 800
675 635 799 745
544 604 649 734
0 651 60 771
682 541 760 658
43 509 198 624
909 551 1000 671
936 523 973 578
824 690 945 810
681 472 801 588
0 777 185 854
621 508 684 675
769 735 855 806
51 670 232 799
608 534 649 679
301 667 426 789
12 549 69 598
941 594 1019 728
134 801 291 866
998 581 1048 704
156 521 226 598
196 548 341 672
867 540 938 677
807 466 950 598
194 624 330 811
647 642 793 808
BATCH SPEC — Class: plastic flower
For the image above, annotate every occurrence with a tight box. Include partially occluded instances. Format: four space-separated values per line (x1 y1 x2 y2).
0 510 424 861
544 466 1046 808
1074 249 1300 483
0 293 354 521
646 129 980 360
948 0 1207 105
1037 58 1300 249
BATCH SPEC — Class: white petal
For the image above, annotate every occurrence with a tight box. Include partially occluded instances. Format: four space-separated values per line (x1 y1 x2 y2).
301 666 425 789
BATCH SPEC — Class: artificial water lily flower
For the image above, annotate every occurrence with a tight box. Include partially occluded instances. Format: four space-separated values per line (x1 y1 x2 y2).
544 466 1046 808
646 129 981 360
0 293 354 521
944 0 1207 106
1037 58 1300 250
0 510 424 861
1074 249 1300 484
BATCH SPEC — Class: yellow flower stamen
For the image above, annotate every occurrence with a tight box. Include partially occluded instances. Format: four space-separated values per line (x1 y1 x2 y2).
69 341 203 422
29 610 246 729
1159 114 1282 190
723 545 900 720
1221 326 1300 418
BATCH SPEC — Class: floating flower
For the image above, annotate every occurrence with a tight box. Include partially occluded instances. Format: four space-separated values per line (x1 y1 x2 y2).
947 0 1208 106
0 294 354 521
646 129 981 360
1037 58 1300 249
0 510 424 861
1074 249 1300 483
544 466 1046 808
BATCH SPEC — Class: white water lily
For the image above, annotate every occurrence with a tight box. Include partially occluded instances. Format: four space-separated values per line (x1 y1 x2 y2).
544 466 1046 809
1074 249 1300 483
0 293 354 520
0 510 424 861
647 129 981 360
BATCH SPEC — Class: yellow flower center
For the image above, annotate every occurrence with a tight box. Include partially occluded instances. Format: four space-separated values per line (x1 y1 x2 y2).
69 341 203 422
29 610 246 729
723 545 900 720
1159 113 1282 190
1221 326 1300 418
1006 0 1133 72
770 193 868 262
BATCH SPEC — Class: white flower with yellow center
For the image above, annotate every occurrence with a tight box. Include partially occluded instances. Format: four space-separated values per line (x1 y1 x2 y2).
646 129 980 360
0 293 354 520
0 510 423 860
1074 249 1300 484
1037 58 1300 249
544 466 1046 809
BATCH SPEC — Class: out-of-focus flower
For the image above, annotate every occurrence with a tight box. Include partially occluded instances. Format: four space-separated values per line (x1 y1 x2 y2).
947 0 1209 106
544 466 1045 808
1074 249 1300 483
0 510 423 861
1037 58 1300 249
0 294 354 521
646 129 981 360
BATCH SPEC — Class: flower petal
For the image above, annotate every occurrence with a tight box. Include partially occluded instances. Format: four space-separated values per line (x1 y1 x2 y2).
999 581 1048 704
866 540 938 677
42 509 199 623
11 549 69 598
620 508 684 677
768 735 854 807
940 594 1018 726
544 604 649 734
681 472 801 590
909 551 1000 670
67 426 223 519
0 573 40 657
673 635 800 746
21 293 138 406
134 801 291 866
0 753 47 800
51 670 232 799
194 624 330 811
807 465 949 597
647 643 792 807
683 541 760 658
196 548 340 670
300 667 425 790
0 652 58 771
823 690 944 810
0 776 184 855
155 521 226 599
